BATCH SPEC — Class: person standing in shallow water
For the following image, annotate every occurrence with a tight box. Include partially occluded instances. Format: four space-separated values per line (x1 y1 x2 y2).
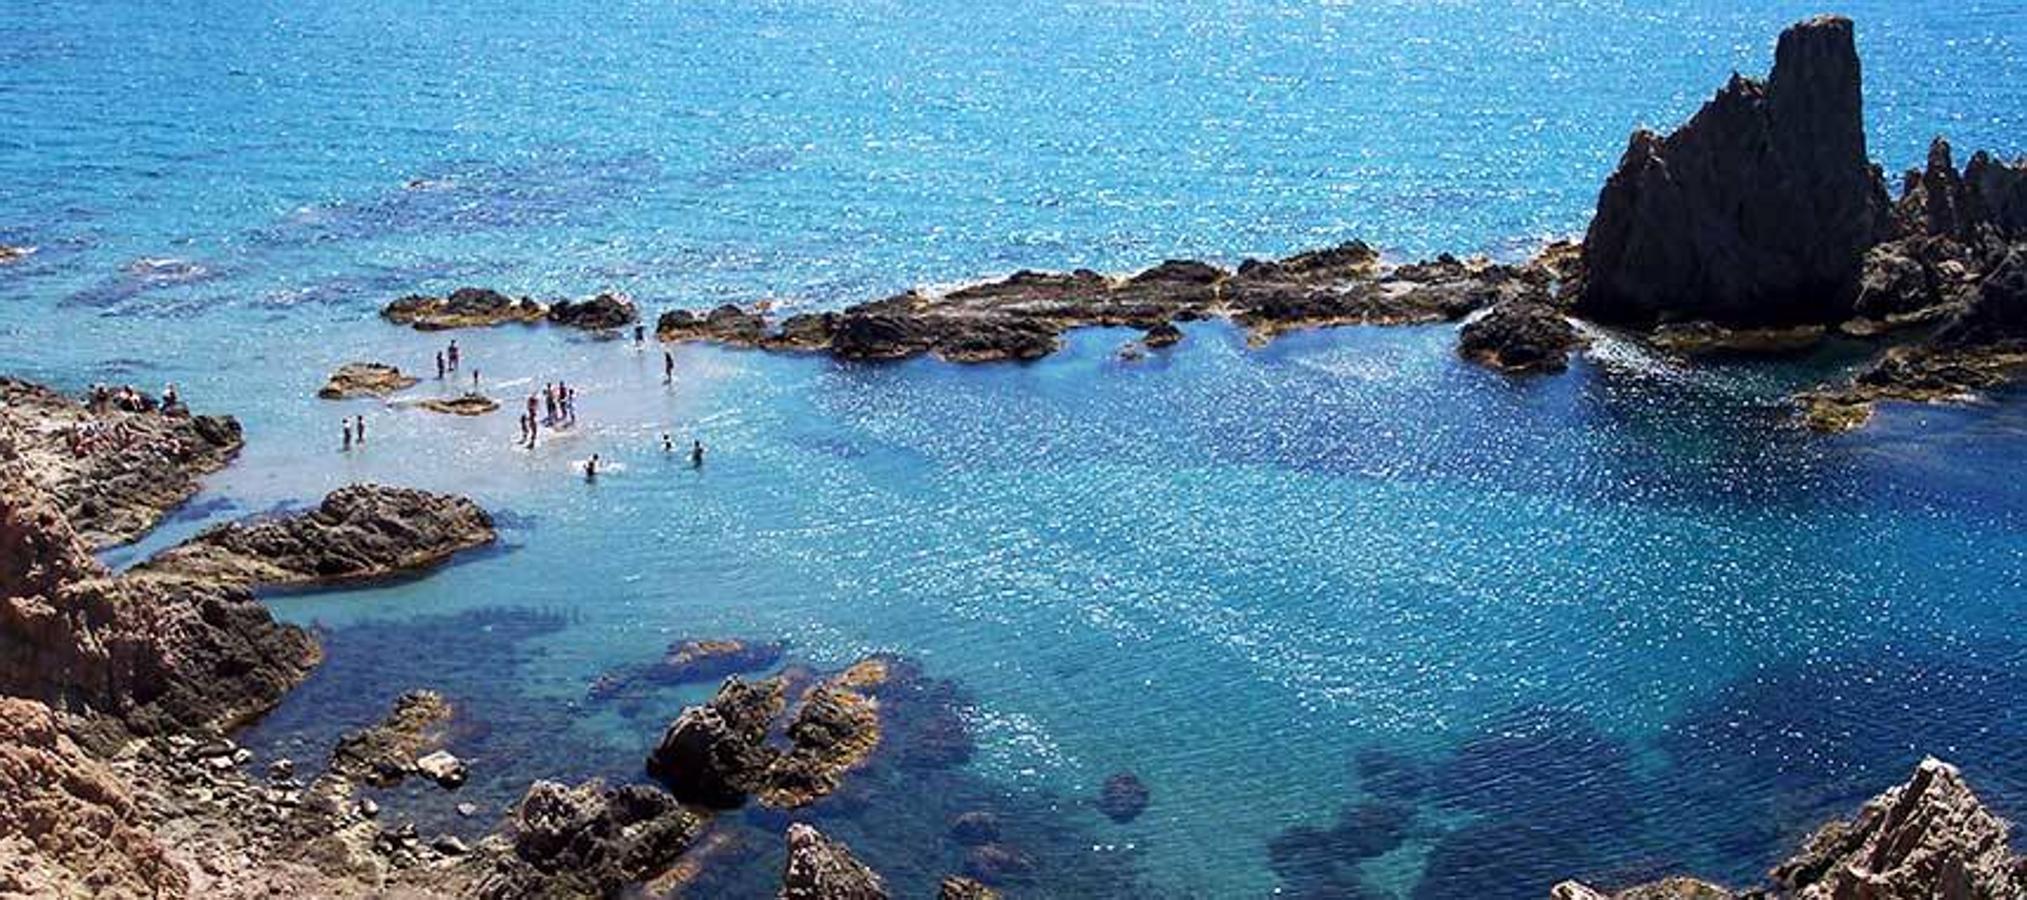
690 439 704 468
663 350 674 384
471 369 481 393
354 415 365 445
435 351 445 380
661 433 673 453
341 419 353 452
634 324 645 345
447 340 460 372
584 454 598 481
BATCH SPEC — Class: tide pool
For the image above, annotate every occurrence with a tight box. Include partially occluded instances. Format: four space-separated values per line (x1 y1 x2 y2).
5 1 2027 897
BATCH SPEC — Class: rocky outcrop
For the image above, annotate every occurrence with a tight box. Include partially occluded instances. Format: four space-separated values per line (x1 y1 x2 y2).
135 484 496 590
0 377 244 547
0 698 188 898
1552 758 2027 900
645 676 787 808
587 638 785 703
1796 251 2027 431
1577 16 1891 327
329 690 455 787
547 293 638 331
780 823 889 900
467 779 704 899
1096 772 1151 823
648 243 1546 364
756 666 884 809
938 876 1001 900
1458 299 1586 372
382 287 546 330
317 363 418 399
0 420 318 743
417 394 500 416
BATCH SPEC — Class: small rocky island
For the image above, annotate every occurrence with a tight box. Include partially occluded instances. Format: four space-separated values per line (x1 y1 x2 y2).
382 287 639 332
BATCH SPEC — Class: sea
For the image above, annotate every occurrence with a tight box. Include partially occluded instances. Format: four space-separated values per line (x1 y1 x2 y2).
3 1 2026 897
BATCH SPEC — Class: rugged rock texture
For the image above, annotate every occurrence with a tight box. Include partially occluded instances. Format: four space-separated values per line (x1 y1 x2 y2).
651 243 1547 363
1459 299 1586 372
1096 772 1151 823
0 697 189 898
329 690 455 787
0 377 244 547
1142 321 1184 349
0 420 318 743
317 363 419 400
780 823 889 900
757 663 885 809
382 287 546 330
1552 758 2027 900
938 875 1002 900
547 293 638 331
135 484 496 590
645 676 787 808
417 394 501 416
1577 16 1891 327
1797 251 2027 431
467 779 704 899
587 637 786 703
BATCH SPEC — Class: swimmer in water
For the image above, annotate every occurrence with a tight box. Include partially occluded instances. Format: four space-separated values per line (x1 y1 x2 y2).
662 433 674 453
584 453 599 481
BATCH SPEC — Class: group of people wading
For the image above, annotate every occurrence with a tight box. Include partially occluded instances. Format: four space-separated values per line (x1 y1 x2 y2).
341 337 708 480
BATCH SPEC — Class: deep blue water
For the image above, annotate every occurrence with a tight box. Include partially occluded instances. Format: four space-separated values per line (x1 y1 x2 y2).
5 2 2027 897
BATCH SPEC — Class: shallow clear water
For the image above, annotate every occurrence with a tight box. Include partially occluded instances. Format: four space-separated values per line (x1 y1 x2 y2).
5 2 2027 897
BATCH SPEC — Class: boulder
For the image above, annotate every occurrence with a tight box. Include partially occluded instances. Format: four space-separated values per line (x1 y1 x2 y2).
938 876 1001 900
962 843 1037 885
329 690 454 787
0 698 188 897
317 362 418 399
1458 299 1585 372
645 676 785 808
781 823 889 900
949 811 1001 847
417 394 500 416
414 750 468 789
471 780 703 899
1577 16 1892 327
1142 321 1184 349
546 293 638 331
135 484 496 590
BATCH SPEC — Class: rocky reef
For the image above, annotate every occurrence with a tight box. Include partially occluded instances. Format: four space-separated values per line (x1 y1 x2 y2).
1459 297 1587 373
649 242 1553 365
645 657 889 811
328 690 456 788
781 823 890 900
317 362 418 399
416 394 501 416
1577 15 1891 328
1 377 244 547
1553 758 2027 899
586 637 786 704
134 484 496 589
382 287 637 332
462 779 705 898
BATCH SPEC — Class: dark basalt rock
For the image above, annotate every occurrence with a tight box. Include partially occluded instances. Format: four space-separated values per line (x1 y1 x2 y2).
1458 299 1584 372
658 304 768 344
781 823 890 900
135 484 496 590
949 811 1001 846
382 287 546 331
1096 772 1150 823
471 779 704 899
587 638 785 702
1142 321 1183 349
645 676 785 808
317 362 418 399
546 292 638 331
1576 16 1892 327
961 842 1038 885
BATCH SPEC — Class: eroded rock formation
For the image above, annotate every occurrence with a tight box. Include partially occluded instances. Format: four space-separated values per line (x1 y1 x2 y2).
780 823 889 900
135 484 496 590
587 637 786 703
383 288 546 330
0 697 188 897
1577 15 1891 327
317 363 418 400
328 690 455 787
1459 298 1586 373
467 779 704 899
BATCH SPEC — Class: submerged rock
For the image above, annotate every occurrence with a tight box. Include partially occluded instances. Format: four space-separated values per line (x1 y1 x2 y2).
587 637 786 702
1096 772 1151 823
135 483 496 589
781 823 890 900
1577 16 1891 327
382 287 546 330
417 394 500 416
317 362 418 399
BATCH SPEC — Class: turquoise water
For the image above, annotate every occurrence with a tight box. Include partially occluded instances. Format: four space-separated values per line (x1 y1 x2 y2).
6 2 2027 897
